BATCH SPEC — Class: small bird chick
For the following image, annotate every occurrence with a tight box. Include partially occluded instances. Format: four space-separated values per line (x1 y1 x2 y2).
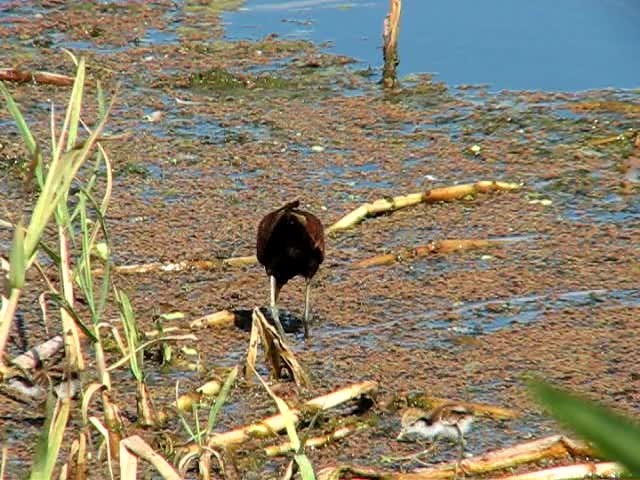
397 404 473 462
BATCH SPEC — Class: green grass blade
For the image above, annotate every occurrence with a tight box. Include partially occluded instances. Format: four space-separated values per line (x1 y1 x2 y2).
116 288 143 381
294 454 316 480
206 366 238 436
530 380 640 474
30 395 71 480
8 221 25 290
0 82 39 158
79 187 112 321
63 58 85 152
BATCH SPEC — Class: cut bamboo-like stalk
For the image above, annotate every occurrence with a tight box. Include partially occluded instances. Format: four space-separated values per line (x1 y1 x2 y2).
499 462 622 480
327 181 521 234
205 381 378 449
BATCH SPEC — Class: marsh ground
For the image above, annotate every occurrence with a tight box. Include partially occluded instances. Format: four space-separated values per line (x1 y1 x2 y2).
0 1 639 478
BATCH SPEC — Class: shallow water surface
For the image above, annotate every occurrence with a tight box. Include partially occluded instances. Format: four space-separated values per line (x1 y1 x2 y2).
225 0 640 91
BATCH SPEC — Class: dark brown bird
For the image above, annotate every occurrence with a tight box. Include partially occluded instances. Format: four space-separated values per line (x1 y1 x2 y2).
256 200 325 339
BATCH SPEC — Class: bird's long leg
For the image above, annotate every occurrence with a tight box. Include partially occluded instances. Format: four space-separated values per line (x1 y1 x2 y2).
454 425 465 479
303 278 312 339
270 275 285 338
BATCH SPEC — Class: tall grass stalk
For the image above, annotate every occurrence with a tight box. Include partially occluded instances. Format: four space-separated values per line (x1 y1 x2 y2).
0 60 116 372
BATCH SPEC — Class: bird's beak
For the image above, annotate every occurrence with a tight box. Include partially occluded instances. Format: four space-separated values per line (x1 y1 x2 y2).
396 430 407 442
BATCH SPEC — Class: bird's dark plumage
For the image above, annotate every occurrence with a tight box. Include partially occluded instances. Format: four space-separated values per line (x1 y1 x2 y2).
256 200 325 339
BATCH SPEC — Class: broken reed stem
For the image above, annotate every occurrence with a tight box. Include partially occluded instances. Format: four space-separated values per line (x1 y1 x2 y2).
354 238 501 268
382 0 402 88
92 256 257 276
327 181 522 235
92 181 520 277
10 335 65 370
189 310 236 329
204 381 378 449
415 435 595 479
0 68 75 86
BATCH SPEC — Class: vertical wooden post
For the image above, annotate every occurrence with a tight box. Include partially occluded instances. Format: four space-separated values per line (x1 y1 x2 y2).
382 0 402 89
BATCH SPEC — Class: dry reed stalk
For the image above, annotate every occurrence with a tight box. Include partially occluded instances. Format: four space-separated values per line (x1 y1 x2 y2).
317 435 594 480
205 381 378 449
190 310 236 329
264 425 361 456
58 226 86 371
499 462 622 480
327 181 521 234
0 68 75 86
93 256 257 276
354 238 502 268
411 435 594 479
459 435 594 474
11 335 65 369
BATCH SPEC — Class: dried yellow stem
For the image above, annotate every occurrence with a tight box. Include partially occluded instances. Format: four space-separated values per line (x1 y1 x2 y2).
327 181 521 234
205 381 378 449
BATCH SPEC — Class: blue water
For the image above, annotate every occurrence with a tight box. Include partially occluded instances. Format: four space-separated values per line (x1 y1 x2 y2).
223 0 640 91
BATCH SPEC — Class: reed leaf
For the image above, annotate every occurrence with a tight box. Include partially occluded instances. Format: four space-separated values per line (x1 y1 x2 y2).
530 380 640 475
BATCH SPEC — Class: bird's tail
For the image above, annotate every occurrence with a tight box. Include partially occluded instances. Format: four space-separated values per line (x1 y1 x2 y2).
278 200 300 212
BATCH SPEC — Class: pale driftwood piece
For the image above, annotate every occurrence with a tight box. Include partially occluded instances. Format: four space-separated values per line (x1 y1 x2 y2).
11 335 64 370
93 256 257 276
265 425 361 456
499 462 622 480
120 435 182 480
382 0 402 88
0 68 75 86
190 310 236 329
327 181 521 234
354 238 502 268
205 381 378 449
